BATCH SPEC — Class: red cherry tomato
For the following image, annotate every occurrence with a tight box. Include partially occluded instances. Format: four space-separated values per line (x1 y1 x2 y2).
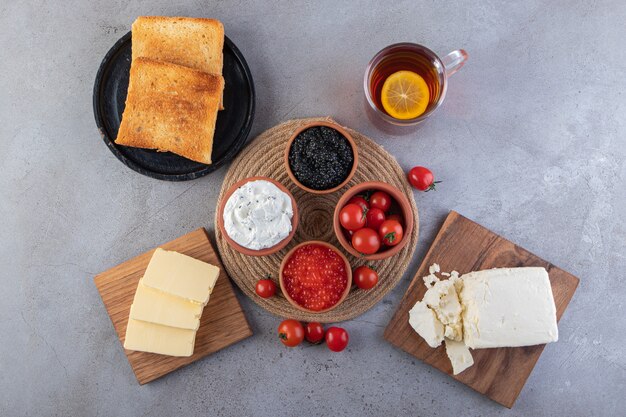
379 219 404 246
339 203 366 230
347 195 370 212
278 319 305 347
370 191 392 212
353 265 379 290
304 322 325 344
325 327 349 352
366 207 386 231
255 279 276 298
408 166 440 191
351 228 381 254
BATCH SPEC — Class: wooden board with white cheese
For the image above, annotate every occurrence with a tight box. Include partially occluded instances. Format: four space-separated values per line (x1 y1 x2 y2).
94 228 252 384
384 211 579 408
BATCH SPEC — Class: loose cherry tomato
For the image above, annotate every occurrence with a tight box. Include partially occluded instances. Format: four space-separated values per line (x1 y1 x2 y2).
325 327 349 352
255 278 276 298
351 228 381 254
387 213 403 223
379 219 404 246
278 319 305 347
304 322 325 344
339 203 366 230
353 265 379 290
370 191 392 212
366 207 386 231
347 195 370 212
408 166 440 191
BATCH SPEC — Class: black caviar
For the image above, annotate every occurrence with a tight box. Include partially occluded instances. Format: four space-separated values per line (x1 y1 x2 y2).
288 126 354 190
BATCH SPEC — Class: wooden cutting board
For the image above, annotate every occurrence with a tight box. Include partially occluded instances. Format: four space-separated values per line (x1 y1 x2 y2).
94 228 252 384
384 211 579 408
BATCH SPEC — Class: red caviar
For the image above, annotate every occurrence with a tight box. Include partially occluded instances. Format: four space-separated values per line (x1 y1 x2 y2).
282 244 348 311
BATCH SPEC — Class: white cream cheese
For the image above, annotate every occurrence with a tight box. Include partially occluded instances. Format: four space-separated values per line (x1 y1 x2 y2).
223 180 293 250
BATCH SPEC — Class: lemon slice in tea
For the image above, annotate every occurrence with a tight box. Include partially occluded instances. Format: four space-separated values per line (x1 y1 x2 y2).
381 71 429 119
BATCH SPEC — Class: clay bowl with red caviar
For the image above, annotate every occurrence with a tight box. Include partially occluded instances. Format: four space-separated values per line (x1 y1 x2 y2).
333 181 414 260
279 241 352 313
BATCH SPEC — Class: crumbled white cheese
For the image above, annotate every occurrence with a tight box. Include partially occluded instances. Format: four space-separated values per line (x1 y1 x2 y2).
444 338 474 375
408 301 444 348
423 273 439 289
422 279 463 342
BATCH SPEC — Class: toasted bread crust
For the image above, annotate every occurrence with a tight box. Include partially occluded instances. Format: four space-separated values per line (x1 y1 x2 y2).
115 58 223 164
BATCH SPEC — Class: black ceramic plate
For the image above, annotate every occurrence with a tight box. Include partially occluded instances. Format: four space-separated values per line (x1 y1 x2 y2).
93 31 255 181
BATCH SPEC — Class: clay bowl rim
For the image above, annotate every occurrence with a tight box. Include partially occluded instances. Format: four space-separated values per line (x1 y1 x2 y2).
217 176 299 257
279 240 353 314
333 181 414 260
283 120 359 195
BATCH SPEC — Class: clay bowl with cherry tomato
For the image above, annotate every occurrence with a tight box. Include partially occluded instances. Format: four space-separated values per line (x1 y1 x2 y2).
333 181 414 260
279 241 352 313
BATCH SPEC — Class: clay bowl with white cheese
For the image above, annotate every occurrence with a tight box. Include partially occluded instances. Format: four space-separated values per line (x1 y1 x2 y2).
218 176 299 256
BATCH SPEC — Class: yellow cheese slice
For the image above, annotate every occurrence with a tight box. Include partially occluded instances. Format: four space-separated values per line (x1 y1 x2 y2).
129 282 204 330
142 248 219 305
123 319 196 357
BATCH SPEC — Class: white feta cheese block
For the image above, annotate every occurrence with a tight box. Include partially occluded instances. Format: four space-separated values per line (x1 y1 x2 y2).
444 338 474 375
460 267 558 349
408 301 444 348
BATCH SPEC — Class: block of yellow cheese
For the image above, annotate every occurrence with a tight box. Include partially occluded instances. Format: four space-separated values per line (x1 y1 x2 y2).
129 282 204 330
124 319 196 357
141 248 219 305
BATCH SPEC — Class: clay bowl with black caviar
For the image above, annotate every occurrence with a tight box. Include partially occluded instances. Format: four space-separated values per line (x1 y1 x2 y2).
284 121 358 194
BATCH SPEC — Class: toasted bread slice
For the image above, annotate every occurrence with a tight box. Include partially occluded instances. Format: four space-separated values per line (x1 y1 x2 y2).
131 16 225 108
115 58 223 164
132 16 224 74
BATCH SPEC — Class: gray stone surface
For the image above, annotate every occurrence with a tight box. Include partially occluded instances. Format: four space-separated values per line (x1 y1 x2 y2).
1 0 625 415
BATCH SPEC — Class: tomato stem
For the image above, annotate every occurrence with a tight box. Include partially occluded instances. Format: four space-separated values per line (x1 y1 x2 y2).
360 191 372 201
425 181 442 192
384 232 396 243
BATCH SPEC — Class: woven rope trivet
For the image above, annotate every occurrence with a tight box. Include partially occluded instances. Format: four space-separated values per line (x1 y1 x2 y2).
215 117 419 322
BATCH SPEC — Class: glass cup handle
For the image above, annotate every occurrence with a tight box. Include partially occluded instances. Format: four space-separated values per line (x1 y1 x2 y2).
442 49 468 77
